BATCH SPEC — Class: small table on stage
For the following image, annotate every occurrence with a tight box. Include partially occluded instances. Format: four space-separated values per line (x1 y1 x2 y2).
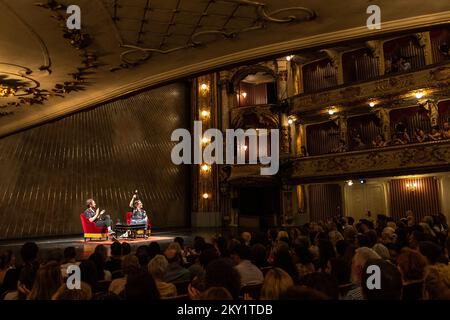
114 223 147 239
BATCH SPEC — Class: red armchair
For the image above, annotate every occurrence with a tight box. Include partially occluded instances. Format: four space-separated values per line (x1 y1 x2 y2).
126 212 152 236
80 213 108 241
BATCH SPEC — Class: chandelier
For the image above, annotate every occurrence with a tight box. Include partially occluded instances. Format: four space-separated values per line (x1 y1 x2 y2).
0 84 16 97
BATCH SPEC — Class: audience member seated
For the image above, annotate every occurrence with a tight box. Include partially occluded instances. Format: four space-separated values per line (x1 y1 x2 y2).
192 258 241 300
332 139 348 153
0 250 15 287
361 258 402 300
188 243 219 281
60 247 79 278
429 125 443 141
260 267 293 300
28 261 63 300
343 247 380 300
17 242 40 300
148 254 177 298
108 254 140 296
300 272 339 299
273 243 299 283
442 122 450 139
423 264 450 299
414 129 429 143
163 243 191 283
105 241 123 277
148 242 162 260
372 134 387 148
397 248 427 300
230 243 263 287
293 243 315 278
124 271 160 300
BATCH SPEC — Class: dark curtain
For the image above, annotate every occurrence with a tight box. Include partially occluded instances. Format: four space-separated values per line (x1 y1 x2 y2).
309 184 342 222
306 121 340 155
302 59 338 93
390 106 431 137
347 114 382 149
389 177 440 221
438 100 450 127
342 48 379 83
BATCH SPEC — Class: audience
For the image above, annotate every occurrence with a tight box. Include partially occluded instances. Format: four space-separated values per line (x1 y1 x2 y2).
1 209 450 301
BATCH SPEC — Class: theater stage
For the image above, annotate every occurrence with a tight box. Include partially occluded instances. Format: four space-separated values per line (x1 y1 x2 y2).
0 227 230 261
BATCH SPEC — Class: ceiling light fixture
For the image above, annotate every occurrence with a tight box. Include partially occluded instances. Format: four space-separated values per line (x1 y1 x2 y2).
286 55 294 61
415 91 425 99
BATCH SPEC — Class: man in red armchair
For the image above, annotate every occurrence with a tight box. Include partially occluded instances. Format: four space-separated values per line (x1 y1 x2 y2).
83 199 116 238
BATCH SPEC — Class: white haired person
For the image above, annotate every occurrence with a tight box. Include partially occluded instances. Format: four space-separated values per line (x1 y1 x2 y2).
343 247 381 300
83 199 115 237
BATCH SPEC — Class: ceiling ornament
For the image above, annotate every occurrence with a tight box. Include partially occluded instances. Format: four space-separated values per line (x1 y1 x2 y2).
0 1 99 118
108 0 316 69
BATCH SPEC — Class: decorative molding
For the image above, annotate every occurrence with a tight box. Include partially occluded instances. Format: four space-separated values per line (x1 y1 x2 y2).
290 140 450 182
230 104 279 129
116 0 316 68
290 62 450 116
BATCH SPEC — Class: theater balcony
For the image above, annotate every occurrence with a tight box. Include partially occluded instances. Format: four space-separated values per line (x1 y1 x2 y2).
287 139 450 184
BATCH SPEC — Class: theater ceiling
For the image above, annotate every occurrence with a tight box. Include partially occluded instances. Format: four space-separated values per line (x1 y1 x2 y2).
0 0 449 136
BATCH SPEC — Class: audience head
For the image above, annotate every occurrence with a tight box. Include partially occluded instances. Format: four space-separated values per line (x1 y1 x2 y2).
63 247 77 263
372 243 390 260
361 259 402 300
351 247 381 284
419 241 443 265
205 258 240 300
260 267 294 300
397 248 427 283
174 237 184 249
280 286 329 300
125 271 160 300
424 264 450 299
148 254 168 281
110 241 122 258
148 242 161 259
121 242 131 256
122 254 140 276
21 242 39 264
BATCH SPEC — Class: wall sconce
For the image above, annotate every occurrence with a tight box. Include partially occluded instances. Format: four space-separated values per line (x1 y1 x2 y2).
201 137 210 144
286 55 294 61
241 92 247 98
201 163 211 173
328 108 336 115
200 83 210 96
346 180 354 186
202 193 209 199
288 116 297 125
406 182 418 191
200 109 210 119
369 101 376 108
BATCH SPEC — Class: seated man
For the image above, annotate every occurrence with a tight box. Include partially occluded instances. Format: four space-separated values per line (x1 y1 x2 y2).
83 199 115 237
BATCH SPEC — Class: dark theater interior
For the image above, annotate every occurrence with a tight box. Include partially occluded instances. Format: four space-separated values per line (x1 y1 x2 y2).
0 0 450 306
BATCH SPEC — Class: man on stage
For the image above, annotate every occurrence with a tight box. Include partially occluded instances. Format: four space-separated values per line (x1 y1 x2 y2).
83 199 116 238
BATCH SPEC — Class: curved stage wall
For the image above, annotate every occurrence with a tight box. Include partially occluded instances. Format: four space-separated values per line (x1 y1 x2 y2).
0 83 190 240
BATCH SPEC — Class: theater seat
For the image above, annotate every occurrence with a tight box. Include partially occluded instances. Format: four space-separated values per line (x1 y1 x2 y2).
80 213 108 241
125 212 152 236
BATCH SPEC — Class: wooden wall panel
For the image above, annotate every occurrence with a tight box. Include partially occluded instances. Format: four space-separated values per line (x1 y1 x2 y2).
389 177 440 221
309 184 342 222
0 83 190 240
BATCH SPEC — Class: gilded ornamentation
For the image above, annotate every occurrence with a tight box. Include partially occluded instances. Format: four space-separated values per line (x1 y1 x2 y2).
290 141 450 181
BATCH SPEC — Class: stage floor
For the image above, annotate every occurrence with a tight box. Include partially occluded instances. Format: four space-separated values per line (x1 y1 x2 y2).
0 227 231 261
